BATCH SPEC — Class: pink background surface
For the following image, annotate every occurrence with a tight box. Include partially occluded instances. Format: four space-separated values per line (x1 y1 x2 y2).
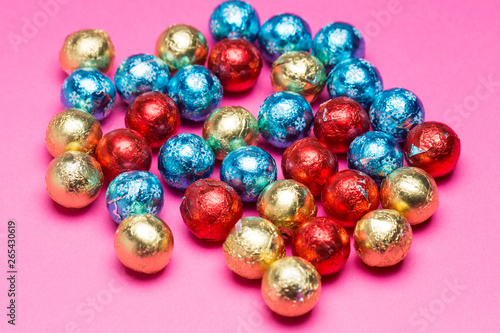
1 0 499 332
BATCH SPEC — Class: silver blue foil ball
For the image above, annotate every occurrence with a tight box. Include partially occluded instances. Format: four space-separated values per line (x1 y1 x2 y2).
167 65 223 122
258 13 312 63
209 0 260 42
369 88 425 142
312 22 365 72
158 133 215 190
220 146 277 202
258 91 314 148
326 58 383 110
106 171 164 224
61 68 116 121
347 131 403 185
114 54 170 104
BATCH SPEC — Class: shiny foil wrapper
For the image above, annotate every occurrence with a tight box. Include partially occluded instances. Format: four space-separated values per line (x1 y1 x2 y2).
156 24 208 73
114 214 174 274
46 108 102 157
59 29 115 74
209 0 260 42
257 179 317 238
404 121 461 178
281 137 338 196
202 106 259 160
180 179 243 241
45 151 103 208
354 209 413 267
223 217 285 279
261 256 321 317
271 51 326 103
380 167 439 225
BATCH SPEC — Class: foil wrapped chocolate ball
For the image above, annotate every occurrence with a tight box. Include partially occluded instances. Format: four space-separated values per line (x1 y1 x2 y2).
258 14 312 62
220 146 277 202
271 51 326 103
46 108 102 157
347 131 404 185
167 65 223 121
326 58 383 110
208 38 262 92
369 88 425 142
312 22 365 72
209 0 260 42
322 170 380 228
61 68 116 121
281 138 338 196
223 217 286 279
262 256 321 317
114 214 174 274
354 209 412 267
292 217 350 275
313 97 370 153
257 179 317 238
45 151 103 208
59 29 115 74
125 91 181 148
156 24 208 73
380 167 439 225
114 54 170 104
202 106 259 160
95 128 152 180
180 179 243 241
258 91 313 148
106 171 164 224
158 133 215 190
404 121 461 178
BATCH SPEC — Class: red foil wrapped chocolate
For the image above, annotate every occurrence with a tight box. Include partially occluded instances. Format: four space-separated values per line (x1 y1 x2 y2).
180 179 243 241
404 121 461 178
281 138 338 196
314 97 370 153
292 217 350 276
207 38 262 92
95 128 152 180
322 170 380 228
125 91 181 148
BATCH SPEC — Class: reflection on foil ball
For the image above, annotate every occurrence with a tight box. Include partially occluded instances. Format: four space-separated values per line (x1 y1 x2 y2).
220 146 277 202
59 29 115 74
45 151 103 208
156 24 208 73
354 209 412 267
114 214 174 274
404 121 461 178
258 14 312 62
257 179 317 238
158 133 215 190
106 171 164 224
261 256 321 317
181 179 243 241
202 106 259 160
114 54 170 104
209 0 260 42
46 108 102 157
167 65 223 121
312 22 365 72
313 97 370 153
347 131 403 185
369 88 425 142
271 51 326 103
381 167 439 225
258 91 313 148
223 217 285 279
61 68 116 121
326 58 383 110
